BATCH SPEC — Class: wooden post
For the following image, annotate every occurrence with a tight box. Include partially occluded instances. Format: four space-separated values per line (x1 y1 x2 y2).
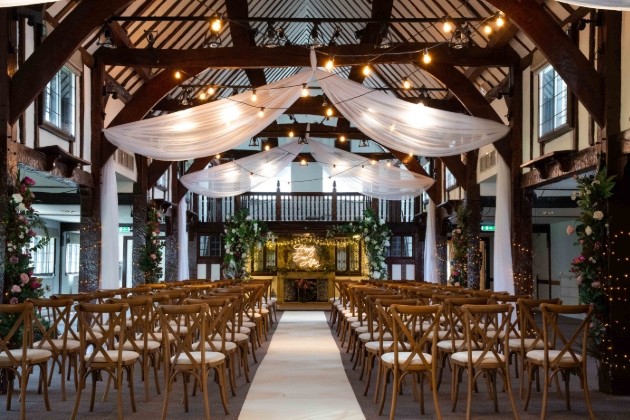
332 181 338 221
434 158 448 284
132 154 149 286
275 180 281 221
0 9 12 299
465 150 481 289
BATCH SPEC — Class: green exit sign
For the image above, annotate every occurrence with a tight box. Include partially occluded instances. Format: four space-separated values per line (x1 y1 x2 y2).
118 227 131 233
481 225 495 232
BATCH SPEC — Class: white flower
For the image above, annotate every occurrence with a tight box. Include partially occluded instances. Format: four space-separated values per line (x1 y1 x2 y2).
585 189 591 195
379 218 385 225
384 240 390 247
571 193 577 201
585 226 593 235
593 180 600 185
19 234 24 239
12 193 23 203
364 228 368 233
365 236 370 242
593 211 604 220
18 203 26 211
8 247 13 251
152 232 157 237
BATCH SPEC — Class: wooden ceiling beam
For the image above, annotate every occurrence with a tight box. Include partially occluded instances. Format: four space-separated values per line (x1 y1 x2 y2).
107 21 152 82
94 43 519 69
9 0 134 125
147 159 172 188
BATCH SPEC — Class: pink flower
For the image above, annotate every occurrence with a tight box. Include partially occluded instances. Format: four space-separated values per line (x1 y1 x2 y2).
11 285 22 293
454 282 460 287
30 281 40 289
28 229 36 237
155 229 161 234
20 273 29 284
9 297 18 304
150 254 157 260
19 185 26 193
576 276 582 285
566 225 575 235
28 270 33 276
573 174 578 179
452 271 459 277
9 256 18 264
22 176 36 185
578 255 586 262
246 216 252 221
589 323 594 329
591 281 601 289
580 240 584 244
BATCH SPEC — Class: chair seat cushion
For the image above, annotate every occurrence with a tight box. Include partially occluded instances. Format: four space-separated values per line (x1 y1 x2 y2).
526 350 582 364
427 330 449 340
359 332 392 342
487 330 519 339
170 351 225 365
355 326 370 334
0 349 52 363
452 351 505 365
437 339 479 351
147 332 175 342
329 298 340 303
381 351 432 366
85 350 139 363
366 341 410 352
351 321 377 328
223 333 249 342
194 341 238 352
508 338 546 350
33 339 81 352
115 340 161 351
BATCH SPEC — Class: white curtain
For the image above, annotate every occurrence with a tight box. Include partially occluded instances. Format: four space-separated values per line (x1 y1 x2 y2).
180 141 304 197
100 156 119 290
103 70 313 161
557 0 630 10
0 0 61 6
493 155 514 294
424 198 439 283
177 196 189 281
309 139 434 200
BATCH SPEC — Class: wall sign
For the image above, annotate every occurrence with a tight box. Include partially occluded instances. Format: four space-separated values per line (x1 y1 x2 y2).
291 244 321 269
481 225 495 232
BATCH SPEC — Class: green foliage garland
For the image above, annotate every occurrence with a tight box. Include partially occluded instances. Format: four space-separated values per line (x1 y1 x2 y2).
567 167 615 354
449 205 471 287
327 208 391 280
223 209 273 279
138 200 164 283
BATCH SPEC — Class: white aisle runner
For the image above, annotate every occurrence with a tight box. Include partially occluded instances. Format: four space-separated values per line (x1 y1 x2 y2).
239 311 365 420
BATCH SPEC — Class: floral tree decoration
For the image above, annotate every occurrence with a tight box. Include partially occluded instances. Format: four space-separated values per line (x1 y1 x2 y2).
223 209 273 279
449 205 471 287
328 208 391 280
567 167 615 354
138 200 164 283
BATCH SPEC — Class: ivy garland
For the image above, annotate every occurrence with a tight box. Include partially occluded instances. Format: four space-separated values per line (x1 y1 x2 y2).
449 205 471 287
567 167 615 353
138 200 164 283
222 209 273 279
327 208 391 280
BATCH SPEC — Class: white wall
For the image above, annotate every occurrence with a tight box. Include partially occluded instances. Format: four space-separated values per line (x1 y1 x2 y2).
291 162 323 192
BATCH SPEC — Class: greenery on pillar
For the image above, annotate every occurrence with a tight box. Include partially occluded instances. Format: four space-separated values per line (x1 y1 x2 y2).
567 167 615 358
139 200 164 283
223 209 273 279
449 205 471 287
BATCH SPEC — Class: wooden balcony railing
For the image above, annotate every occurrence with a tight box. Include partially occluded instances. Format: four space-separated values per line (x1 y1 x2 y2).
197 190 420 224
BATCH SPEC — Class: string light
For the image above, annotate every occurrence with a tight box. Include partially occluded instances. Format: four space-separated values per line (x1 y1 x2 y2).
251 89 257 102
496 12 505 27
289 130 294 137
390 124 396 132
258 107 265 117
325 57 334 70
175 71 181 79
387 160 391 167
403 78 411 89
265 144 270 151
443 18 453 33
199 92 206 100
216 154 221 159
370 159 376 165
422 49 431 64
301 84 309 97
300 159 308 166
207 86 215 95
484 24 493 35
339 135 346 142
249 172 254 178
326 107 334 117
361 165 365 170
363 65 371 76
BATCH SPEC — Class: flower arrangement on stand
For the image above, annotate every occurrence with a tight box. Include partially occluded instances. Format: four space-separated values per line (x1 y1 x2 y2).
138 200 164 283
222 209 273 279
1 172 51 345
566 167 615 357
449 205 471 287
327 208 391 280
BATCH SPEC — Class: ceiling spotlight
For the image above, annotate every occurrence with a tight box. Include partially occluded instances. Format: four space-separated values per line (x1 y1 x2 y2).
298 135 308 145
210 14 222 32
339 135 346 142
496 12 505 27
403 78 411 89
249 137 260 147
276 28 288 45
310 22 322 48
443 18 453 33
207 86 215 95
258 107 265 118
97 25 117 49
322 97 329 108
252 89 257 102
179 88 192 106
422 49 431 64
264 23 279 48
363 65 371 76
144 30 158 49
325 57 334 70
301 84 309 97
377 24 392 49
326 107 333 117
328 26 342 46
484 24 493 35
359 138 369 148
203 30 221 48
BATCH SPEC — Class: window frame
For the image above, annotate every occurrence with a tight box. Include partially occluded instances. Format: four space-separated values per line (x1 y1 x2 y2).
155 168 169 191
32 237 56 277
39 66 77 141
65 242 80 275
537 64 573 144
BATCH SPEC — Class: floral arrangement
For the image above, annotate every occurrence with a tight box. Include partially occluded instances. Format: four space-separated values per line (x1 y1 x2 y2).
449 205 471 287
223 209 273 279
3 172 50 303
327 208 391 280
138 200 164 283
566 167 615 351
295 278 317 302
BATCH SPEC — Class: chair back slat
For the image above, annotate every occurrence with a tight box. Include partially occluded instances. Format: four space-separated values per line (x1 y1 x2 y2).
0 303 32 366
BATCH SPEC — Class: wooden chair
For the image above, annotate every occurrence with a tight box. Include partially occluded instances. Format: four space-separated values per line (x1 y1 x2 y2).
474 290 509 298
379 304 443 420
1 302 52 420
158 304 229 420
451 303 519 420
523 303 594 420
71 302 139 420
28 297 76 401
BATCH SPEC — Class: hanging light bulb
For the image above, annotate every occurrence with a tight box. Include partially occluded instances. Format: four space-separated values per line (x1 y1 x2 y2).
301 84 309 97
422 49 431 64
370 159 377 165
363 65 371 76
409 152 413 157
496 12 505 27
387 160 391 167
207 86 215 95
258 107 265 118
249 172 254 178
443 18 453 33
326 107 333 117
333 164 337 169
199 92 206 100
390 124 396 132
175 71 181 79
265 144 270 151
300 159 308 166
403 78 411 89
289 130 295 137
210 14 222 32
361 165 365 170
339 135 345 142
251 89 257 102
325 57 334 70
216 154 221 159
484 24 493 35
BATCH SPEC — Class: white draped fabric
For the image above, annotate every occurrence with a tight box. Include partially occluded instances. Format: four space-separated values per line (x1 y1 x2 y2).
100 157 119 290
493 155 514 295
309 140 434 200
177 196 189 281
424 198 439 283
103 71 313 161
557 0 630 10
0 0 61 6
180 141 304 197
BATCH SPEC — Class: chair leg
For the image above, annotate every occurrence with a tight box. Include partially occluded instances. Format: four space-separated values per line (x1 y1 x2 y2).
41 362 51 411
6 369 14 411
519 353 526 399
451 364 461 412
20 366 28 420
363 353 373 395
71 370 86 420
128 365 137 413
582 369 595 420
541 365 549 420
389 369 399 420
153 354 161 395
504 366 520 420
161 375 171 420
117 370 124 420
378 368 390 416
374 360 383 403
89 371 97 412
523 362 534 411
202 370 211 420
465 366 474 420
432 367 442 420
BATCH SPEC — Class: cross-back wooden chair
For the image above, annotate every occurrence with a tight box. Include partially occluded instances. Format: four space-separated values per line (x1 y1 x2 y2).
451 303 519 420
28 297 76 401
349 289 391 364
71 302 139 420
523 303 594 420
474 290 509 298
1 302 52 420
378 304 443 420
512 297 562 398
158 303 229 420
51 293 94 343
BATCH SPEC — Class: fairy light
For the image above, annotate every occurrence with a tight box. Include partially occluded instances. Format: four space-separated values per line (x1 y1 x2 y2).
339 135 345 142
422 49 431 64
216 154 221 159
265 144 270 151
175 71 181 79
207 86 215 95
370 159 376 165
210 15 222 32
199 92 206 100
443 17 453 33
325 57 334 70
403 78 411 89
496 12 505 27
301 84 309 97
258 107 265 118
363 65 371 76
484 24 492 35
289 130 295 137
251 90 257 102
326 107 334 117
387 160 391 167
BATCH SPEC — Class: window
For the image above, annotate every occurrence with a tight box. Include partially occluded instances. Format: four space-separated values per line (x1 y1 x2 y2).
387 236 413 258
156 169 168 190
403 236 413 258
199 235 221 257
336 245 347 271
389 236 402 257
480 150 497 173
117 149 135 171
539 65 568 138
445 168 457 191
44 66 76 137
32 237 56 276
266 246 276 267
210 236 221 257
65 243 80 275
